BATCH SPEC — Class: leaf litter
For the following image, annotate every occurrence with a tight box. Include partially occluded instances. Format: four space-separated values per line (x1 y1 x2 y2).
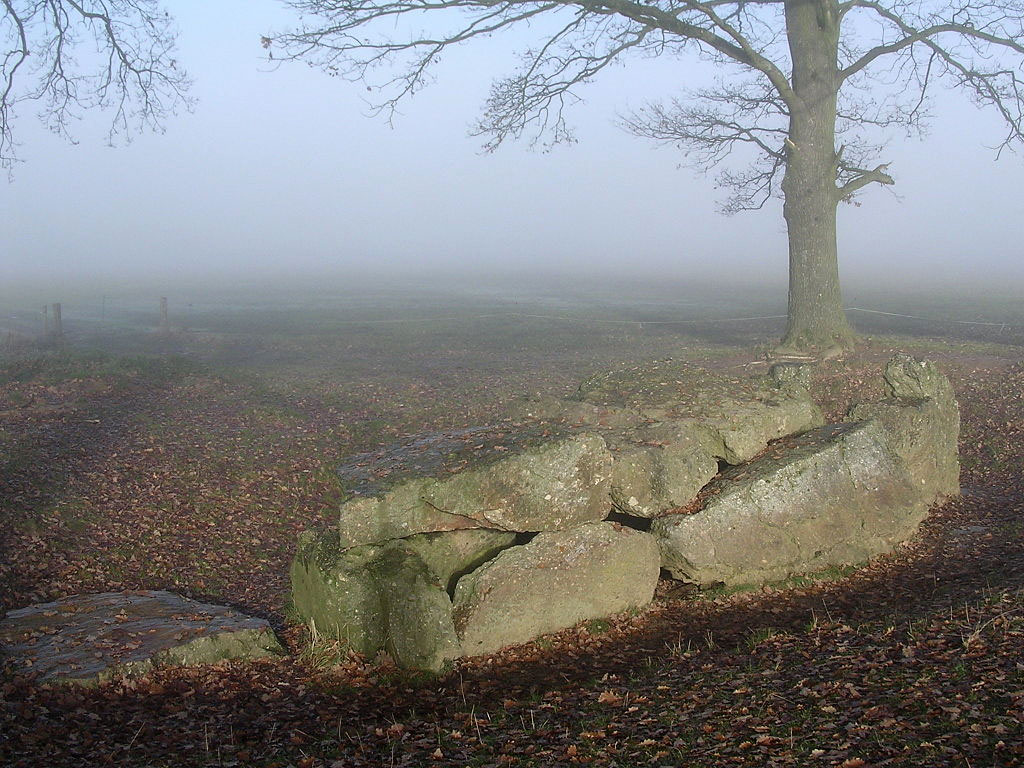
1 336 1023 767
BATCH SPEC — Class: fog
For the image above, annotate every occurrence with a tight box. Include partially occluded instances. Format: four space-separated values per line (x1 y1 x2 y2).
2 0 1024 306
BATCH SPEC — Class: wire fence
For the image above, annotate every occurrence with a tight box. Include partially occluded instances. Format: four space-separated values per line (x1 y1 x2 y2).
3 294 1023 353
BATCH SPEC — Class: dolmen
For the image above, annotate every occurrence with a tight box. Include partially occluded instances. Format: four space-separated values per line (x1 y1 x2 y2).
291 355 959 670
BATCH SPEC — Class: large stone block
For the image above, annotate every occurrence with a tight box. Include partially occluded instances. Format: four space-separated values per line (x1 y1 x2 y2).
423 432 613 532
369 549 461 672
0 591 283 686
290 527 516 668
337 433 613 546
609 422 719 517
573 359 824 461
849 355 960 503
652 421 929 586
452 522 660 657
700 392 824 464
290 532 386 655
397 528 519 591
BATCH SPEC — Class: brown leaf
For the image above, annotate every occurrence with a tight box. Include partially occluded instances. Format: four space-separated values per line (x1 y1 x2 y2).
597 690 622 705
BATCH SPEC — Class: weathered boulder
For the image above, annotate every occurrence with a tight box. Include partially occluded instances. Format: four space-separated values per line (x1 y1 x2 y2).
290 533 386 654
882 353 955 401
452 522 660 657
290 527 515 667
572 359 823 464
849 355 960 503
699 392 824 465
0 591 283 685
769 361 814 392
369 550 461 671
337 433 613 546
609 422 720 517
396 528 519 592
652 421 929 586
426 433 612 531
510 362 823 516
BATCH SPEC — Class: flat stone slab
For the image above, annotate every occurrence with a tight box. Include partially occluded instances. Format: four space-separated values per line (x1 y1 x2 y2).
337 423 566 498
0 591 283 685
336 432 613 546
652 421 929 586
575 359 792 415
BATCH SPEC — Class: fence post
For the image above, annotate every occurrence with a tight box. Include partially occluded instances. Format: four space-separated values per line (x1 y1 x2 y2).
52 303 63 339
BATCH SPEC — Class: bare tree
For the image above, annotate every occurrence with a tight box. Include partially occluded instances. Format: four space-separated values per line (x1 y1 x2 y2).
269 0 1024 352
1 1 192 171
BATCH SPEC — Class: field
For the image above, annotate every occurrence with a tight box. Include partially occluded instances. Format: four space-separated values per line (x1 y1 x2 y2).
2 276 1023 767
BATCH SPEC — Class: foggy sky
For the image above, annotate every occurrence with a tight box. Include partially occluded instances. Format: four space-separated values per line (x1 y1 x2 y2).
3 0 1023 298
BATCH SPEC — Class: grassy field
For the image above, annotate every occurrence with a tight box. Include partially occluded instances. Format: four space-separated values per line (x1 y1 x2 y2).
1 277 1023 767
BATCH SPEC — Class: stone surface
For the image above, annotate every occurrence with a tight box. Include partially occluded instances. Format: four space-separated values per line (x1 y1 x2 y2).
0 591 283 685
510 361 823 515
370 549 461 671
452 522 660 657
572 359 823 464
882 354 954 401
290 528 515 667
336 480 478 550
398 528 519 592
425 432 612 531
769 361 814 391
849 355 960 503
337 433 613 546
698 392 824 465
290 533 386 654
336 424 563 498
652 421 929 586
609 421 720 517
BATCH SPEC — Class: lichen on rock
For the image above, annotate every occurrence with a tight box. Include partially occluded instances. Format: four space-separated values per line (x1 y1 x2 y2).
848 354 960 503
335 432 613 547
290 354 959 670
451 522 660 657
290 527 517 669
652 421 928 585
0 591 283 686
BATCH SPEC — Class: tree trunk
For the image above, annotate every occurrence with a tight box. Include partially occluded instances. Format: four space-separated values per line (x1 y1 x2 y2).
778 0 855 353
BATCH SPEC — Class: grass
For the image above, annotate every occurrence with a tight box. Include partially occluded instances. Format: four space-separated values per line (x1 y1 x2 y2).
0 349 200 387
696 564 861 602
744 626 782 649
584 618 612 635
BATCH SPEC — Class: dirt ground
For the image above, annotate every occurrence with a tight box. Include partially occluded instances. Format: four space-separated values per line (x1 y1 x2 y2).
1 283 1023 767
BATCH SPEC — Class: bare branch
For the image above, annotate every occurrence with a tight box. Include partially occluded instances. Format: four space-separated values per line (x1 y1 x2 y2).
474 15 647 149
272 0 796 148
672 0 795 101
1 0 193 170
836 159 894 199
623 76 788 211
716 152 785 212
273 0 1024 210
841 5 1024 83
